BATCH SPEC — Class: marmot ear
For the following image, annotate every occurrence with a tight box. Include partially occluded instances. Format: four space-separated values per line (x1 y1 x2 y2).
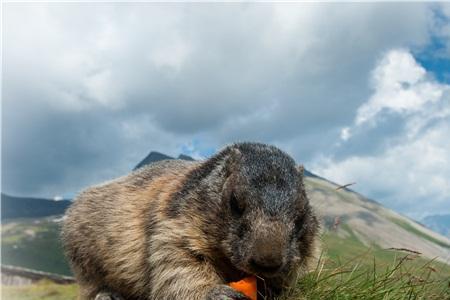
224 148 242 176
297 164 305 178
297 164 308 202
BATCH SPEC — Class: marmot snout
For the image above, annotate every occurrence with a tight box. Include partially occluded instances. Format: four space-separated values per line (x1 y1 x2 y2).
62 142 319 300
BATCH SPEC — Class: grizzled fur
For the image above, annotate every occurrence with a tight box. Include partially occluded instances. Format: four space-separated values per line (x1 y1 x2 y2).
61 143 319 300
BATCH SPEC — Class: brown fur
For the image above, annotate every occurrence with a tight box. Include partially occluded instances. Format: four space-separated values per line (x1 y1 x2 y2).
61 143 319 300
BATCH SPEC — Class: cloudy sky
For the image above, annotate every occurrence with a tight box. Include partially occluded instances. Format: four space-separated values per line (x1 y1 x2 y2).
3 3 450 220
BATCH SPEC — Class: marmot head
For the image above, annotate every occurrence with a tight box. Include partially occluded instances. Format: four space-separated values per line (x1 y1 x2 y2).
176 143 316 281
173 143 318 280
216 143 318 279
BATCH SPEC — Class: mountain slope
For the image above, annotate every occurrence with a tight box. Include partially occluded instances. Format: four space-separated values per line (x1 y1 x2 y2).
1 194 71 221
306 176 450 263
135 151 450 263
3 151 449 276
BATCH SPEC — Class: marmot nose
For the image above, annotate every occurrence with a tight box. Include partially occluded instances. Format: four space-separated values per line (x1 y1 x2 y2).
249 256 283 274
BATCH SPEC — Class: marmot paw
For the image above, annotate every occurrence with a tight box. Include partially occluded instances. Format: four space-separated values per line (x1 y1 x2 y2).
206 284 250 300
94 291 124 300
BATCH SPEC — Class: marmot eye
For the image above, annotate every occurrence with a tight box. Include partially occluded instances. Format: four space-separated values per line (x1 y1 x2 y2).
294 215 306 234
230 192 245 217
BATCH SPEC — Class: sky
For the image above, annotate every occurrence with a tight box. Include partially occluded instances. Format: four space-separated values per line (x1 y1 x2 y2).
2 3 450 220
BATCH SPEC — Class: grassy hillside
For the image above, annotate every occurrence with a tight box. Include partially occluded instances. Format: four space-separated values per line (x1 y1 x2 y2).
288 250 450 299
305 176 450 263
2 173 450 299
3 234 449 300
1 217 71 276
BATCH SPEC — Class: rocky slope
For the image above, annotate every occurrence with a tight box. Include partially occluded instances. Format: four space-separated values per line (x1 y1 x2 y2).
307 176 450 263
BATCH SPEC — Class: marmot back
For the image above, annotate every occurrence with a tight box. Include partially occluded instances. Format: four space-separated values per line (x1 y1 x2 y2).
62 143 319 300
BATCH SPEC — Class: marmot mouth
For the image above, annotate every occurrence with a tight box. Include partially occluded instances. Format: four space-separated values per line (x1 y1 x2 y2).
250 263 282 275
236 264 280 280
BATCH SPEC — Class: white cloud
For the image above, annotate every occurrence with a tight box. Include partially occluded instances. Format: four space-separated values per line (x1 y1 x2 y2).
355 49 447 126
313 49 450 217
147 39 191 72
340 127 351 141
314 123 450 217
84 69 123 108
4 1 449 220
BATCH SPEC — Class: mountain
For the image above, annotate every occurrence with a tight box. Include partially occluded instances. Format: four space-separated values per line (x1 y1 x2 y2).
3 151 449 276
133 151 194 170
1 194 71 221
4 170 449 277
134 151 450 263
305 175 450 263
422 214 450 238
133 151 173 170
178 154 195 161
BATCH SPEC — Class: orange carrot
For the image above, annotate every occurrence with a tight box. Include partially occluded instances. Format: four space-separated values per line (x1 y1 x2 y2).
228 276 257 300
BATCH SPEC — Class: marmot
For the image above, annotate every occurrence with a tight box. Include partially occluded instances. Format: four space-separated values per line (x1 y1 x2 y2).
61 142 319 300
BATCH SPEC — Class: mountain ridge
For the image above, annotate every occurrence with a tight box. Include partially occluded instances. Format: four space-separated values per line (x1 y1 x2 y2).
1 194 71 221
133 151 195 170
2 150 449 275
134 151 450 263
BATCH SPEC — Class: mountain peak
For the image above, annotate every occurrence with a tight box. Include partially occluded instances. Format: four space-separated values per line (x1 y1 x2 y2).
177 154 195 161
134 151 194 170
133 151 173 170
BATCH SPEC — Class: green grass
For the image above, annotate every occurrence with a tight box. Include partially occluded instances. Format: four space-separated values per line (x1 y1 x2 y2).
1 280 78 300
4 232 449 300
4 253 449 300
323 226 413 266
2 215 449 299
286 255 450 300
281 232 450 300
